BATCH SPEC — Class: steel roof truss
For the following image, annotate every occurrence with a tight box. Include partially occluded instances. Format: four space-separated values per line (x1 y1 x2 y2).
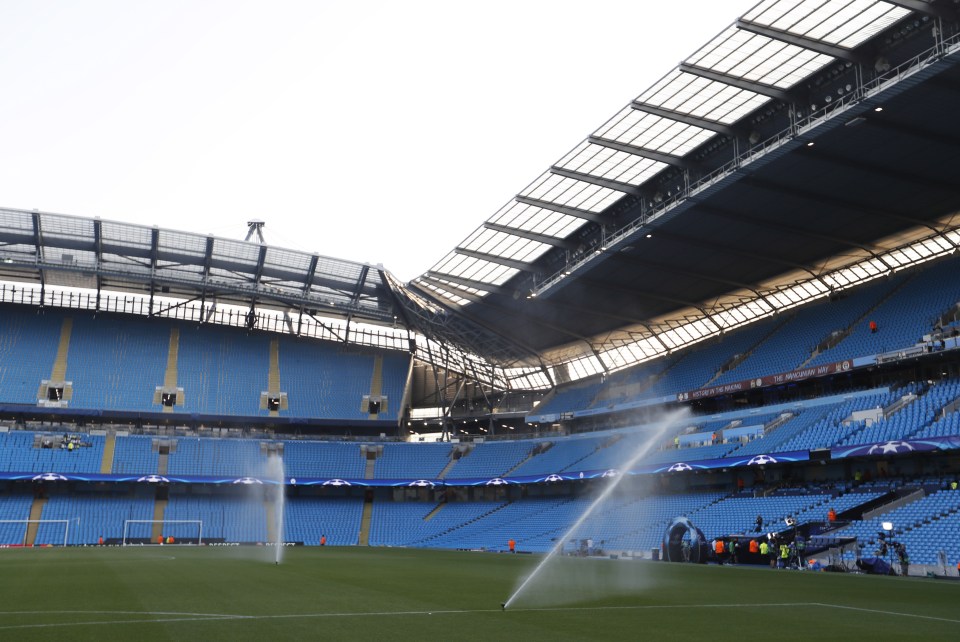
735 18 867 64
513 195 605 223
678 62 795 102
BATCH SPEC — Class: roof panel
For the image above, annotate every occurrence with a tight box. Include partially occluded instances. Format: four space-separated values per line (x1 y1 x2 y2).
489 201 584 237
520 172 622 212
158 229 206 256
315 256 362 283
639 70 770 123
744 0 909 48
687 26 834 88
0 210 32 231
264 246 312 272
101 221 150 248
434 252 518 285
462 227 550 262
594 109 714 155
43 213 94 239
557 141 668 185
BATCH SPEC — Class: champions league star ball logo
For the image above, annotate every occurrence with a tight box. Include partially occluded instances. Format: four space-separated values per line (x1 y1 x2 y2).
485 478 509 486
868 440 915 455
137 474 169 483
322 479 352 487
667 462 693 472
544 474 564 482
408 479 435 488
747 454 777 466
232 477 264 485
32 472 68 482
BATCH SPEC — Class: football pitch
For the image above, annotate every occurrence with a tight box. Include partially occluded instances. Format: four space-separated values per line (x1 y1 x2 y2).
1 546 958 641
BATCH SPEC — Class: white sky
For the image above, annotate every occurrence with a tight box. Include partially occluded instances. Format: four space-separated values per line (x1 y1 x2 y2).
0 0 748 282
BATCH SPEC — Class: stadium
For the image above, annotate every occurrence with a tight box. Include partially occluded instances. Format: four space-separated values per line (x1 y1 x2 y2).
3 0 960 638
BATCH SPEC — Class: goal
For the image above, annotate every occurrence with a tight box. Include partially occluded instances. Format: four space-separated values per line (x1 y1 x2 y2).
122 520 203 546
0 519 71 547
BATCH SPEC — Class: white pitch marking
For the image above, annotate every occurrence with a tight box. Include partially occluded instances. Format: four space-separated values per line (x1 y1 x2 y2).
813 603 960 625
1 601 958 631
0 610 241 618
0 603 813 631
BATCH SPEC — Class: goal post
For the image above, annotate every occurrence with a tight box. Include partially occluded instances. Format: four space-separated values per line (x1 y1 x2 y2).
0 519 70 547
122 520 203 546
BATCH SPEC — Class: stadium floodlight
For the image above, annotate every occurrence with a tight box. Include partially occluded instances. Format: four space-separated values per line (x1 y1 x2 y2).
122 520 203 546
0 519 70 546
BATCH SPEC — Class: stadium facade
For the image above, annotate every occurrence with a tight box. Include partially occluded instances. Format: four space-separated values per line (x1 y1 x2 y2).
1 0 960 574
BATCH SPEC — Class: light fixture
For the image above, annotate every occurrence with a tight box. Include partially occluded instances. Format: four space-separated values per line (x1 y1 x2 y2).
646 233 652 239
882 521 894 532
806 141 815 147
874 106 883 112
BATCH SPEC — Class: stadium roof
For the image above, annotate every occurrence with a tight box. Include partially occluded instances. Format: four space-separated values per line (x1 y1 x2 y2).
408 0 960 376
0 207 397 325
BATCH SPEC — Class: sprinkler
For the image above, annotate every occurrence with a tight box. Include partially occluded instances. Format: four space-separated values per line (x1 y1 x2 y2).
501 603 506 611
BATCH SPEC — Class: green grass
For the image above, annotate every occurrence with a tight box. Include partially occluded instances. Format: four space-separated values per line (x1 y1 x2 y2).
1 546 958 640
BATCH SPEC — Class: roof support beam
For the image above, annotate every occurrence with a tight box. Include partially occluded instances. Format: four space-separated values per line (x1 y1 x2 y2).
454 247 536 272
93 218 103 310
630 101 740 137
350 264 370 305
735 19 867 64
302 254 319 295
483 222 577 249
149 227 160 275
202 236 214 279
148 227 159 316
31 211 45 302
548 166 643 196
514 195 605 223
586 135 691 169
199 235 215 320
679 63 794 102
425 271 505 295
31 211 43 261
253 245 268 286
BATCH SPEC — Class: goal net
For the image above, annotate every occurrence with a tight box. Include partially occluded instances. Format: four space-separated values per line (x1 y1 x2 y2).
0 519 70 547
122 520 203 546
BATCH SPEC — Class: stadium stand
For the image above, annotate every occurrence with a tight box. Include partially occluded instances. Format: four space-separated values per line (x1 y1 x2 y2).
65 315 169 412
284 496 364 547
0 306 63 404
35 490 155 545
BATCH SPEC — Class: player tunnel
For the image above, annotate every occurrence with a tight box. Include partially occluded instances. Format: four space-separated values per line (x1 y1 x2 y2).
661 516 709 563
